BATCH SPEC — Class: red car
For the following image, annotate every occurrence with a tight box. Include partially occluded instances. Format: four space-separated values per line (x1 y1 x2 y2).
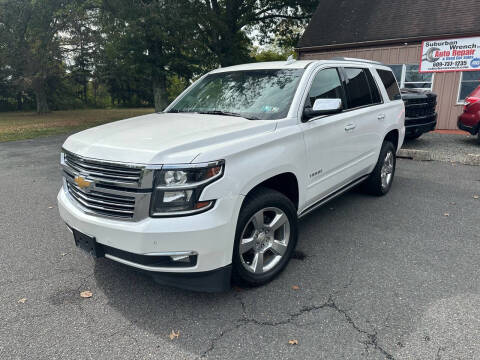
458 85 480 143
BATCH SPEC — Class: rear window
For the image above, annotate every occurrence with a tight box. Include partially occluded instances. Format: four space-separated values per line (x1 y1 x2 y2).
377 69 402 101
343 68 374 109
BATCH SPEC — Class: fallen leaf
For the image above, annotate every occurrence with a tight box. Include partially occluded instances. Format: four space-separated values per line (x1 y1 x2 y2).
80 290 93 298
474 195 479 199
292 285 300 290
443 213 450 217
18 298 27 304
288 339 298 345
169 330 180 340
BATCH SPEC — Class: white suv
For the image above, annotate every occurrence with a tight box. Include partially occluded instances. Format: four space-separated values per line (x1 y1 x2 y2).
58 58 405 291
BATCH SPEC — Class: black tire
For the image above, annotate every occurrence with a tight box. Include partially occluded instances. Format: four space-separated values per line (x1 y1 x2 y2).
477 132 480 145
232 187 298 287
405 132 423 140
363 141 396 196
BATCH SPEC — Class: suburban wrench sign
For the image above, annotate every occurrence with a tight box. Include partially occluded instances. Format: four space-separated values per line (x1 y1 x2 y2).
420 36 480 73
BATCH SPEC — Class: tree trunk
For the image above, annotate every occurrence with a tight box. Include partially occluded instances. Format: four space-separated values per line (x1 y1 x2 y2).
93 80 98 106
16 93 23 111
83 77 88 105
153 74 168 112
34 86 50 114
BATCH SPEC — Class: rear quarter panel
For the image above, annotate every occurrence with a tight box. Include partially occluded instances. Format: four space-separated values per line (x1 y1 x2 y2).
372 66 406 153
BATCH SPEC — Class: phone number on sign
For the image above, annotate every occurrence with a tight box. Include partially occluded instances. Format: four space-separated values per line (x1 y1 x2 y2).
432 60 468 68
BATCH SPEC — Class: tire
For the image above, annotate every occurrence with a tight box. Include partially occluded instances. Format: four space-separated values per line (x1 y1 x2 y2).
405 132 422 140
477 132 480 145
363 141 396 196
232 187 298 287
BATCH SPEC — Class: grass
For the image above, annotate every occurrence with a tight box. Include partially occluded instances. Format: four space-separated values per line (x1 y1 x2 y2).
0 108 155 142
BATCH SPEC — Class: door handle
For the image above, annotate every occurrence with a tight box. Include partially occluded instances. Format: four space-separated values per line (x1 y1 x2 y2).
377 113 386 120
344 123 356 131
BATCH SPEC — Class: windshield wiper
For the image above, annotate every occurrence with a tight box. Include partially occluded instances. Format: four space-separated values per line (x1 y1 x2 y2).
197 110 259 120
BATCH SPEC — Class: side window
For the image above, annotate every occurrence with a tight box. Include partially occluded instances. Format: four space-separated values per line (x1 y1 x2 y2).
305 68 344 108
343 68 374 109
377 69 402 101
365 69 382 104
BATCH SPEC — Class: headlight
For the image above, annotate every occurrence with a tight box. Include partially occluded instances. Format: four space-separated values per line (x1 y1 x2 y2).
150 160 224 217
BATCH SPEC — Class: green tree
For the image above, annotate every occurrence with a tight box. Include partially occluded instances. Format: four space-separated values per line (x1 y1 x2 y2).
101 0 203 112
0 0 74 113
193 0 317 67
65 2 102 105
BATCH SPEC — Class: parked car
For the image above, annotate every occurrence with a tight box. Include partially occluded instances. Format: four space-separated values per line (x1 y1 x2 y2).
458 85 480 143
401 88 438 140
57 58 405 291
463 84 480 107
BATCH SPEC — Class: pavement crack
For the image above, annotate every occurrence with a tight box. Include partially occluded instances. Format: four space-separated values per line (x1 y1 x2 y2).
326 296 395 360
243 302 330 327
436 346 446 360
199 321 245 359
201 292 395 359
199 293 250 358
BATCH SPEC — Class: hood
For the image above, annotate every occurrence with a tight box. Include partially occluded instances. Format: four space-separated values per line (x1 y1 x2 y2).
400 88 436 97
63 112 276 164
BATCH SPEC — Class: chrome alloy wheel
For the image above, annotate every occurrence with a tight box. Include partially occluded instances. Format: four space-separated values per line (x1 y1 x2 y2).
380 151 394 189
239 207 290 274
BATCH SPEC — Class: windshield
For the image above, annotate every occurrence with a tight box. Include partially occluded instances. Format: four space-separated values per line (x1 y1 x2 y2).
168 69 305 120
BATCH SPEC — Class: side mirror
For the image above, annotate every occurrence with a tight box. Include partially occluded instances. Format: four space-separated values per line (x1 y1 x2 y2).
303 98 343 121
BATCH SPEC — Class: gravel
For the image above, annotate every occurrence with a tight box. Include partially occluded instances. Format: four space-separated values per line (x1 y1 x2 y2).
400 132 479 164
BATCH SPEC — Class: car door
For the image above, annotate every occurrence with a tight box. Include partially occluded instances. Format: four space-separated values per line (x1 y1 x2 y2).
300 67 365 207
340 67 384 174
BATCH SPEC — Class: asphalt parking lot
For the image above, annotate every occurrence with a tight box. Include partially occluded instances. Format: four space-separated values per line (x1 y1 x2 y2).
1 135 479 360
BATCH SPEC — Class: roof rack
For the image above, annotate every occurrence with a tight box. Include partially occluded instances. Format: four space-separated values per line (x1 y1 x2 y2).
330 57 383 65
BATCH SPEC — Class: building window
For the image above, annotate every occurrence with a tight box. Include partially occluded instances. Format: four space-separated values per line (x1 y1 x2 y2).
388 64 434 91
457 71 480 103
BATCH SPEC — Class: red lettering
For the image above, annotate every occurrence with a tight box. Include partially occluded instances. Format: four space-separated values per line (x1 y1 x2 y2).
435 50 450 57
452 49 475 57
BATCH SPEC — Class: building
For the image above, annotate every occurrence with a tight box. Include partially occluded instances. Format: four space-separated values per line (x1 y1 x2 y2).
296 0 480 130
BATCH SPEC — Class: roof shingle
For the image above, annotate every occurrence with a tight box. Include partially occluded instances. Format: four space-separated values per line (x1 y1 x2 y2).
298 0 480 50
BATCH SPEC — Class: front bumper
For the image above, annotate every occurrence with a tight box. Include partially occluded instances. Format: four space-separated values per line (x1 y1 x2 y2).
405 114 437 137
58 188 243 289
458 116 479 135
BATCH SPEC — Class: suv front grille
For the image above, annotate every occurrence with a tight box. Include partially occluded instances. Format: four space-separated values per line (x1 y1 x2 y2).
64 152 143 185
66 180 136 219
403 93 437 120
61 150 154 221
405 106 435 118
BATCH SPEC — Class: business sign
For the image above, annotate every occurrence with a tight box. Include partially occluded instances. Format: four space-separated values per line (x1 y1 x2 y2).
420 36 480 73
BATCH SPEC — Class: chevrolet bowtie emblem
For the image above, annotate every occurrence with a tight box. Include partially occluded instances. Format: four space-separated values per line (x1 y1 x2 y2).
74 175 93 190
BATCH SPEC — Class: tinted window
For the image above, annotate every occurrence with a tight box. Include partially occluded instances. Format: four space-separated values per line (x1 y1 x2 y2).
343 68 373 109
377 69 402 101
389 65 403 83
365 69 382 104
305 68 343 108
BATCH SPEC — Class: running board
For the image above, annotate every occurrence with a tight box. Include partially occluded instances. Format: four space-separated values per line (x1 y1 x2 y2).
298 175 369 219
